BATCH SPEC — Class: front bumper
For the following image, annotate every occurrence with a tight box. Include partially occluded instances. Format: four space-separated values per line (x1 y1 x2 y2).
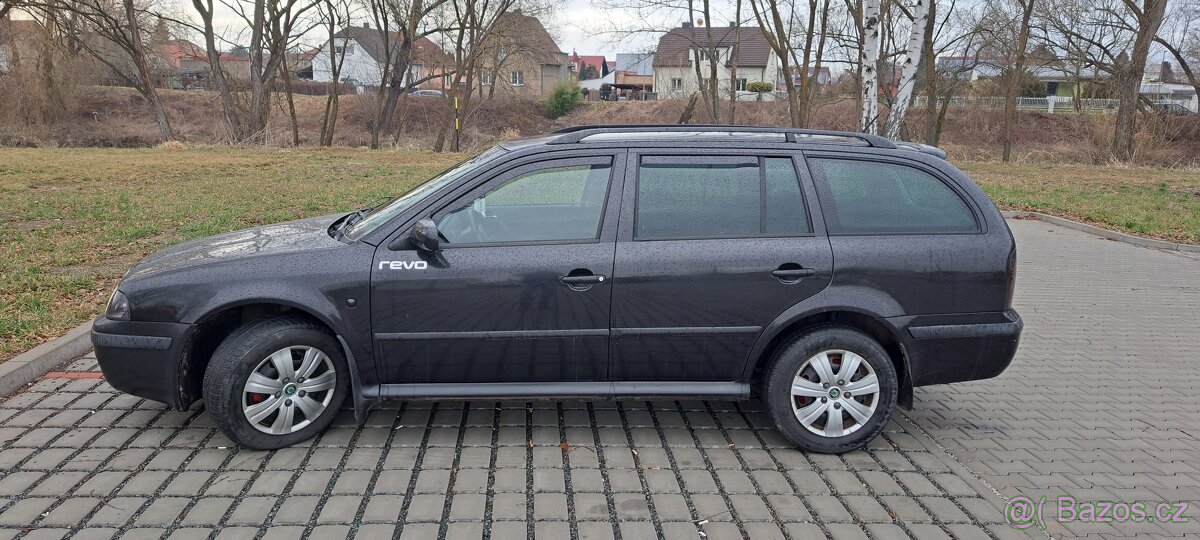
92 317 195 409
900 309 1023 387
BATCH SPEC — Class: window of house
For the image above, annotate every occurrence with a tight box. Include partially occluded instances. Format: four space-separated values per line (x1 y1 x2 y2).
697 48 721 62
334 43 354 56
444 74 453 87
510 70 525 86
635 156 811 239
481 71 494 85
735 78 748 91
670 78 683 91
436 159 613 245
807 158 978 234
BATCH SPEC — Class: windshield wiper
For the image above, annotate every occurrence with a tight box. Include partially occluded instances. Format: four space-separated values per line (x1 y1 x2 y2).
332 195 394 240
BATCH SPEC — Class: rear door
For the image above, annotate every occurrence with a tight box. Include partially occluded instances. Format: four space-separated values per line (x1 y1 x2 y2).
609 151 834 382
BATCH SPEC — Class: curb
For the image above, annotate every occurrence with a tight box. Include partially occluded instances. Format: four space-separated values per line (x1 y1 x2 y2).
0 321 93 397
1003 211 1200 254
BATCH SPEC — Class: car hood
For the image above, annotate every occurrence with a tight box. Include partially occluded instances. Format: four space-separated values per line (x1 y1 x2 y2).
126 214 346 280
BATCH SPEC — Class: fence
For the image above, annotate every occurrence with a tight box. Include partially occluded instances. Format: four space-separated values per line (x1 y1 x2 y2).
911 95 1197 114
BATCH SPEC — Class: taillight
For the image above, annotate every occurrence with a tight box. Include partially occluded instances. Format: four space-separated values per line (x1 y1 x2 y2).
1005 247 1017 308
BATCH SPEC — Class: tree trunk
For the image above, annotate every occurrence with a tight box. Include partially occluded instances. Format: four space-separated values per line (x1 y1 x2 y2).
1112 0 1166 161
922 0 938 144
373 38 414 149
124 0 173 141
882 0 931 139
860 0 882 134
193 0 242 141
679 92 699 124
1001 0 1034 162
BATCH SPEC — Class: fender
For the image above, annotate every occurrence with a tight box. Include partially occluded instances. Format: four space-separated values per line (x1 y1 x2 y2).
184 287 375 419
739 284 913 405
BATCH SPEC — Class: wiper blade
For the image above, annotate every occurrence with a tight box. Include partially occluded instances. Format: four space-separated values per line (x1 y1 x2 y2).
333 195 393 240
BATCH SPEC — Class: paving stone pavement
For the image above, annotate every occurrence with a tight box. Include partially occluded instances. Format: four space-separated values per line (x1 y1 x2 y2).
0 219 1194 539
904 219 1200 539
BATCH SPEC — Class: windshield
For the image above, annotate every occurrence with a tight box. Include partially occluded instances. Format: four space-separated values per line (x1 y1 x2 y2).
344 146 508 240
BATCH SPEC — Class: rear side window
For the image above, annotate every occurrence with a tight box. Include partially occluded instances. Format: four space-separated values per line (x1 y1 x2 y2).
636 156 811 239
807 158 978 234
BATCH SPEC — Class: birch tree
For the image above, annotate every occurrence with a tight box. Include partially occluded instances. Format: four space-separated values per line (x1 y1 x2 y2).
860 0 882 133
882 0 931 139
1001 0 1033 161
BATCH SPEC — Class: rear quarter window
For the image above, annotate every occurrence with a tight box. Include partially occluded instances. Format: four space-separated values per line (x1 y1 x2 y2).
807 158 979 234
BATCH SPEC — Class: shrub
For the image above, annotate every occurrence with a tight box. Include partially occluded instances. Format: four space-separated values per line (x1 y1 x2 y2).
544 84 584 118
746 81 775 94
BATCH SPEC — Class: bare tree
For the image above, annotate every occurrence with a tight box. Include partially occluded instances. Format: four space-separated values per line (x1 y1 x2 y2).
749 0 803 126
1001 0 1034 161
1040 0 1167 160
1155 0 1200 102
316 0 352 146
860 0 882 133
189 0 241 140
882 0 931 139
362 0 450 148
25 0 175 139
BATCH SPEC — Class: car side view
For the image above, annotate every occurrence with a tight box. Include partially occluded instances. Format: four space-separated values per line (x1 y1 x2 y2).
91 125 1022 453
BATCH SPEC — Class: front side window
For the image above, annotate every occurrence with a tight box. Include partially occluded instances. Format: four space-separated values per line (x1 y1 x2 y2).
437 159 613 245
807 158 978 234
636 156 811 239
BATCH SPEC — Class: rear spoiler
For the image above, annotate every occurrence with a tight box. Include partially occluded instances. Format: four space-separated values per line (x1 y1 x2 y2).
894 141 948 160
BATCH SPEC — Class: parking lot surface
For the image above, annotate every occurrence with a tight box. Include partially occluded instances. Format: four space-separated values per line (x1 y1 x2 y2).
0 219 1196 539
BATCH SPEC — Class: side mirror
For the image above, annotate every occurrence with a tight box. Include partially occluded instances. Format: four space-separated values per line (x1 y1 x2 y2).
409 218 440 252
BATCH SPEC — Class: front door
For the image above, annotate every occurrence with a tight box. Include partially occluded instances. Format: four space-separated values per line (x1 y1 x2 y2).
610 152 834 382
371 154 624 385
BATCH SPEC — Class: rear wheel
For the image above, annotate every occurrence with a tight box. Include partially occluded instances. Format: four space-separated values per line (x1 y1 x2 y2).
203 316 349 449
765 327 898 453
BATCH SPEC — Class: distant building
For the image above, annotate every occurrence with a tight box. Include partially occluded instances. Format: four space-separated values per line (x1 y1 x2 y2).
652 22 779 100
615 52 655 76
569 53 609 80
477 10 571 98
311 24 451 90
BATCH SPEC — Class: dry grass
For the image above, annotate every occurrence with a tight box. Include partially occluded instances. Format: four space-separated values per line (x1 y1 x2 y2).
959 161 1200 244
1 147 1197 362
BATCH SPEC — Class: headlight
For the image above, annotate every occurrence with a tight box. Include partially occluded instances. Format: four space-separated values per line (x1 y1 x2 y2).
106 289 130 321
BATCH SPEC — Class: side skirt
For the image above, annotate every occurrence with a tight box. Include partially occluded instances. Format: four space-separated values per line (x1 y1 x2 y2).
360 381 751 402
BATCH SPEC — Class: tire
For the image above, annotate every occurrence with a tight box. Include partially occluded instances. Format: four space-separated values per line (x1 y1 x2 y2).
764 327 898 454
203 316 349 450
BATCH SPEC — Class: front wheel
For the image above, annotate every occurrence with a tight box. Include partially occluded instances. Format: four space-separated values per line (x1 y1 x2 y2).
203 316 349 450
764 327 898 454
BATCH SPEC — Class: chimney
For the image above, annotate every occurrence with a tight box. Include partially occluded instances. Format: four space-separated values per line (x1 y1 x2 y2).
729 21 736 27
512 8 522 14
682 21 693 28
362 22 369 29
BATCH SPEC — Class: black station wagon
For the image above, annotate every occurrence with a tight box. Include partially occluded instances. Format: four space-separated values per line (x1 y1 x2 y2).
92 125 1022 452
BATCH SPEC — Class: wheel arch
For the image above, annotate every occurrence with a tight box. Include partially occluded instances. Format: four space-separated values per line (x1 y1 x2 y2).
179 299 365 417
745 308 914 409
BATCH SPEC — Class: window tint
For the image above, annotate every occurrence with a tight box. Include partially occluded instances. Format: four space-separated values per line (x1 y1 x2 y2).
636 156 811 239
808 158 978 234
437 160 612 244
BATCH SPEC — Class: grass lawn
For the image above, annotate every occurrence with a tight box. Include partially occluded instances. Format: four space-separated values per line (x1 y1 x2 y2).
2 147 1197 361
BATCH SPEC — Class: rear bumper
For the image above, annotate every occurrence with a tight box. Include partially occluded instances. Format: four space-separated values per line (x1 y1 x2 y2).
899 309 1023 387
92 317 195 409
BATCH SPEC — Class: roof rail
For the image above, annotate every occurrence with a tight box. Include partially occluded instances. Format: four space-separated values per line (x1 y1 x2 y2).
548 124 898 149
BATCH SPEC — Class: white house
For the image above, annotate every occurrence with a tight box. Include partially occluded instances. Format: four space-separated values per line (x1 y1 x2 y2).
652 23 780 101
312 24 450 89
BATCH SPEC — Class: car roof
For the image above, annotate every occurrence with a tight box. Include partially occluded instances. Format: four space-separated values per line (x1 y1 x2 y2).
496 125 948 159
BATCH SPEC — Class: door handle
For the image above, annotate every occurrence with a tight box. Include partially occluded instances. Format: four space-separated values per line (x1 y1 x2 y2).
561 274 606 285
771 267 816 281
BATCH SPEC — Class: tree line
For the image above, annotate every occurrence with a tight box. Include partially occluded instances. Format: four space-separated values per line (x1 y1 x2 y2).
2 0 1198 160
